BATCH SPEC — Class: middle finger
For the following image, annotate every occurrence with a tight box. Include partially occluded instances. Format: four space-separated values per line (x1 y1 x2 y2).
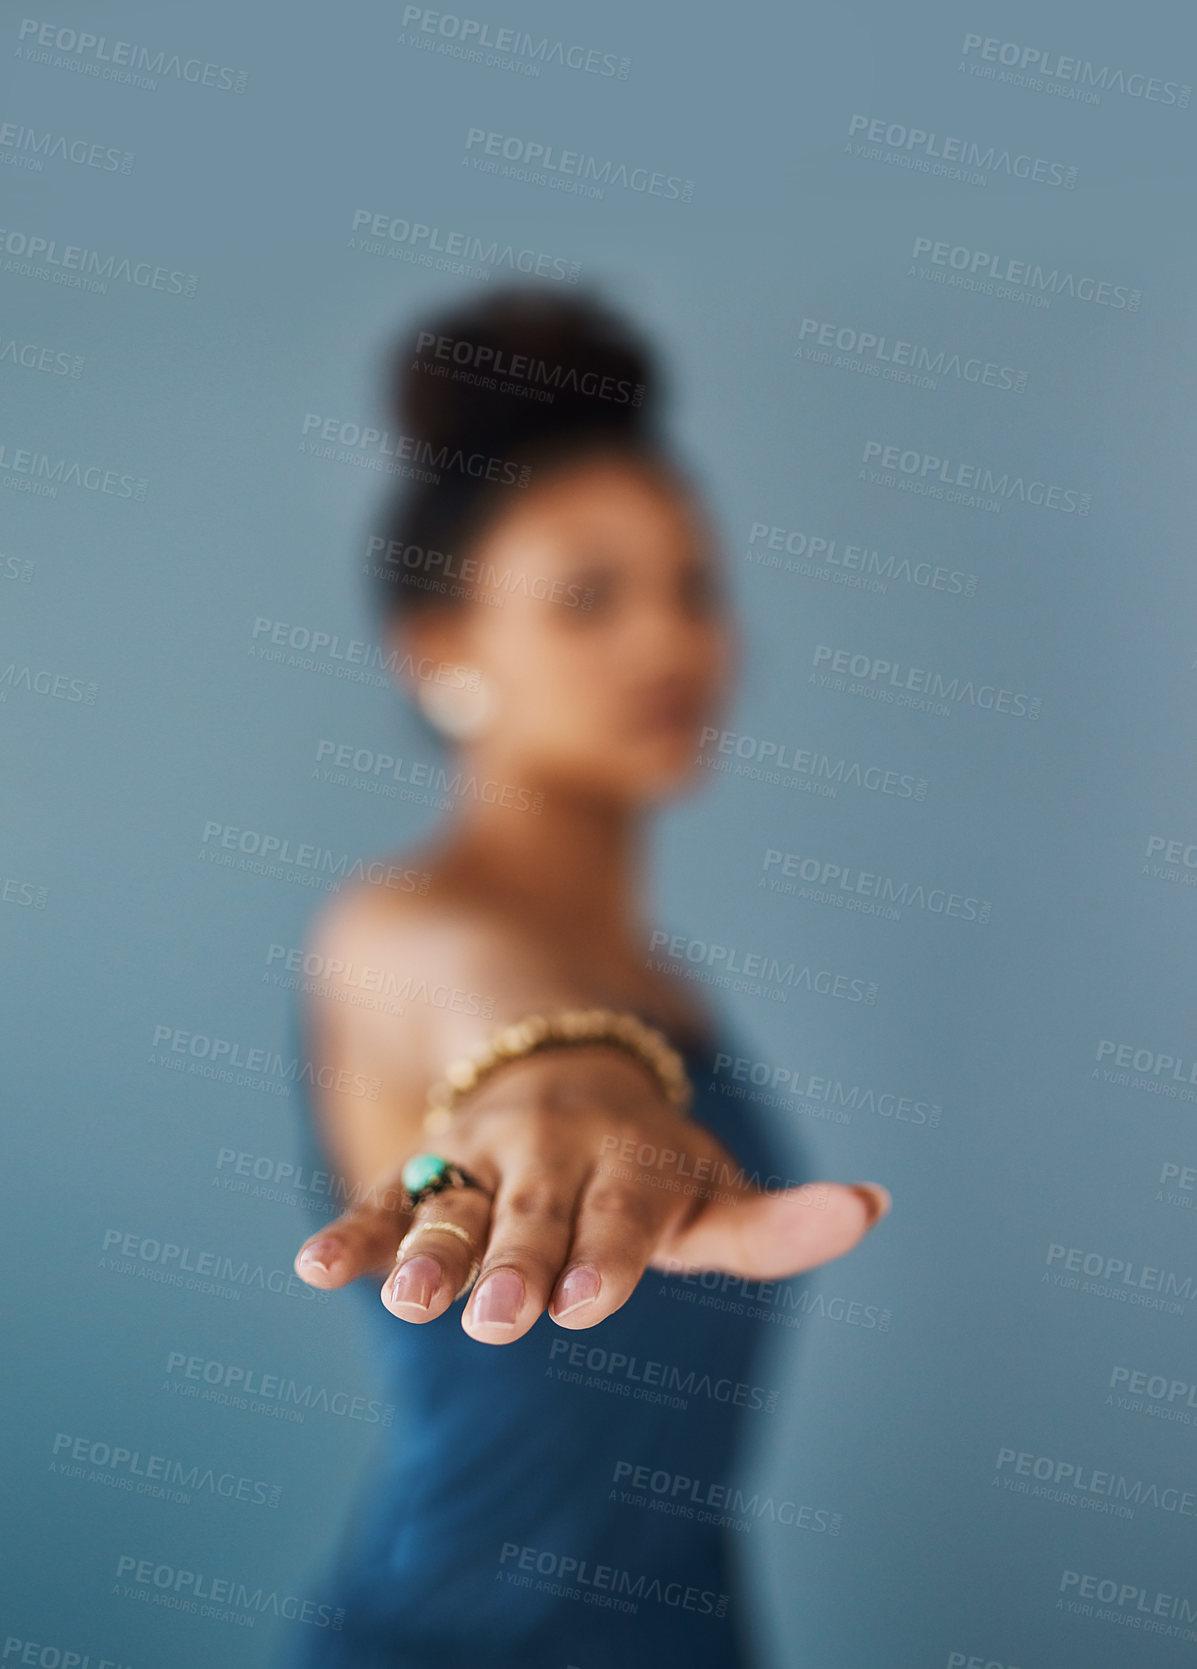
462 1143 593 1344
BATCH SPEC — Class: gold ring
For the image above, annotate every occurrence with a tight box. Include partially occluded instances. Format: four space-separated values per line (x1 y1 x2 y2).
398 1219 478 1258
397 1221 482 1303
455 1258 482 1303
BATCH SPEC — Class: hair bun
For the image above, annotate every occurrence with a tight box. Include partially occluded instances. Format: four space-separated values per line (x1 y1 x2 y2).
389 284 661 456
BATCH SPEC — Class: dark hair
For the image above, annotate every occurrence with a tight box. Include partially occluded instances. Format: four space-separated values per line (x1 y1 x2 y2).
367 284 677 617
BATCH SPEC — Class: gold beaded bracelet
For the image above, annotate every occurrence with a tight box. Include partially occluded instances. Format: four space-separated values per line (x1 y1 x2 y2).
422 1008 693 1136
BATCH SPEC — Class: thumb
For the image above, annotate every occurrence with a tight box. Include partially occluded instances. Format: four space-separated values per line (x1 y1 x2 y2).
658 1180 891 1281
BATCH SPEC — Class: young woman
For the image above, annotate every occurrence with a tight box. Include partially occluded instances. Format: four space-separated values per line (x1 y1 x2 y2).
286 285 891 1667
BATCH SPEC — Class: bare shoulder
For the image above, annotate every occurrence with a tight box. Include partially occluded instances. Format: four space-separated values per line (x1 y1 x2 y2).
299 874 596 1093
295 876 713 1188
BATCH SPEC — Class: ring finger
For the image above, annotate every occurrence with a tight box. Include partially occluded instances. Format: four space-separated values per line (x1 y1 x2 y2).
548 1168 677 1329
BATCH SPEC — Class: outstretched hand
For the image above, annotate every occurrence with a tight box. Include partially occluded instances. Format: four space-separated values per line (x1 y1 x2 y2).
293 1049 890 1346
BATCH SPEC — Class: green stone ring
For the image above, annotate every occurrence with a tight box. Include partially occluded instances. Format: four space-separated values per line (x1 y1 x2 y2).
400 1152 489 1210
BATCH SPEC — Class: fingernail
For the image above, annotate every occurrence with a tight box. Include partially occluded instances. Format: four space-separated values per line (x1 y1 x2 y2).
388 1255 441 1310
851 1183 892 1228
554 1265 601 1317
468 1269 524 1328
295 1239 341 1278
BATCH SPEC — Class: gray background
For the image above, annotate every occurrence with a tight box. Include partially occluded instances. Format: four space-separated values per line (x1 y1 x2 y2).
3 1 1196 1664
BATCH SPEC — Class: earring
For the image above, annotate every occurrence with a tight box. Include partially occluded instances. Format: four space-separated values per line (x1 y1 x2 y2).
415 675 497 741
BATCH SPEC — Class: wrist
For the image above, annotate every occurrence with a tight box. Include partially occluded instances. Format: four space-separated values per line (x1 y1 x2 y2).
445 1044 677 1124
423 1007 692 1136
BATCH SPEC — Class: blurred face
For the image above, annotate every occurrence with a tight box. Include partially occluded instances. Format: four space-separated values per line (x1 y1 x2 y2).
393 453 736 802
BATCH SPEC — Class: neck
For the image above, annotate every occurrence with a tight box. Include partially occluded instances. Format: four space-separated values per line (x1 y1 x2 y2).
432 754 645 945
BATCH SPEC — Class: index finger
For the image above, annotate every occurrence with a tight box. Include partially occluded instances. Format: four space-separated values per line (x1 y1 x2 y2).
293 1174 410 1288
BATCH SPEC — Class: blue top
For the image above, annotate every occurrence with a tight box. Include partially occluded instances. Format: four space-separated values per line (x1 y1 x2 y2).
283 1010 812 1669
